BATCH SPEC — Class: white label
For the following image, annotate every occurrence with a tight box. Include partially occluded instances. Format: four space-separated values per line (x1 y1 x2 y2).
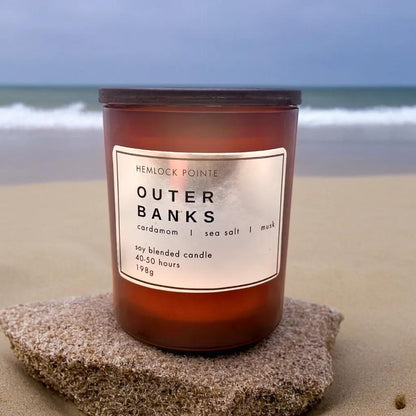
113 145 286 293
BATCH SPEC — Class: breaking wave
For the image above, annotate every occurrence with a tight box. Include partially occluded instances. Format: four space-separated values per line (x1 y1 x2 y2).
0 102 102 130
1 102 416 130
300 106 416 126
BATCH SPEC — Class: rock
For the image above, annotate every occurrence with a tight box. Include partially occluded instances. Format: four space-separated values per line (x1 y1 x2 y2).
0 294 343 416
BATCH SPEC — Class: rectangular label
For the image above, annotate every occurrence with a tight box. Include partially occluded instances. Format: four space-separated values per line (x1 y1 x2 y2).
113 146 286 293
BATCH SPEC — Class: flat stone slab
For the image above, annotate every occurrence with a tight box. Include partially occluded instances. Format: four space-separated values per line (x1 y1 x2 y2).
0 294 343 416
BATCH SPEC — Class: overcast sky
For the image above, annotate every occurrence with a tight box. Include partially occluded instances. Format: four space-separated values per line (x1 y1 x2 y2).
1 0 415 86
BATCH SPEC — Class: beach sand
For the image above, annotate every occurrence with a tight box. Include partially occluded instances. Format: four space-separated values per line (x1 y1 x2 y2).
1 175 415 415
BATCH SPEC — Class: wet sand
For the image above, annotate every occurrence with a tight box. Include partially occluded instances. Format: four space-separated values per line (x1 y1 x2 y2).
1 126 416 185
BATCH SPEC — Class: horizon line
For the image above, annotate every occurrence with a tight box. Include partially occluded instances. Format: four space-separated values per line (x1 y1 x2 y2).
1 83 416 89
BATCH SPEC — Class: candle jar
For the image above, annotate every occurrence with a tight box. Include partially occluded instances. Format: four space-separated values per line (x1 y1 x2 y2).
99 88 301 352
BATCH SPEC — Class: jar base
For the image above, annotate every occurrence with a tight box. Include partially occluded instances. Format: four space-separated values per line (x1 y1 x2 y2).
116 314 282 353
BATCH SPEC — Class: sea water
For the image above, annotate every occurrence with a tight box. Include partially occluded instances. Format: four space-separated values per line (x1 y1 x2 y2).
0 86 415 183
1 86 416 129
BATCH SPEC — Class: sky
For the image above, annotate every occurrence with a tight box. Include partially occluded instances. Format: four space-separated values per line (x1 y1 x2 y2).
0 0 415 86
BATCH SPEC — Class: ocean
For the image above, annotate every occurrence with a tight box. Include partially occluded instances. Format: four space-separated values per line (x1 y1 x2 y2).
1 86 416 184
1 86 416 129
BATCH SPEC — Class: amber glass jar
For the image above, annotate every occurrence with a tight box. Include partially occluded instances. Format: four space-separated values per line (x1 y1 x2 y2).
99 88 300 351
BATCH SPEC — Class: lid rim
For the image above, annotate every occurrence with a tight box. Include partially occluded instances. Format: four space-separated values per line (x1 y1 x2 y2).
99 88 301 106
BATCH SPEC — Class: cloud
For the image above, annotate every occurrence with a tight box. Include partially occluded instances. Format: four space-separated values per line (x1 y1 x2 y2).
0 0 415 85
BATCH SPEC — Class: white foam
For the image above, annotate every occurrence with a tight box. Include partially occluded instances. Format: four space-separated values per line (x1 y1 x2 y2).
1 102 416 130
299 106 416 126
0 102 102 130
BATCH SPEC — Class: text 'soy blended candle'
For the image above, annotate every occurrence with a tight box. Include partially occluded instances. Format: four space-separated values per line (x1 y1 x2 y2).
99 88 301 352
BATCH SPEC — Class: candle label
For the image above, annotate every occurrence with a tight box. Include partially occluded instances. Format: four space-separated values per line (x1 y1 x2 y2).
113 145 286 293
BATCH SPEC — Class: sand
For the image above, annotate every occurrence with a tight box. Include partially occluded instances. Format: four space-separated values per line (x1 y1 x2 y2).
1 175 415 415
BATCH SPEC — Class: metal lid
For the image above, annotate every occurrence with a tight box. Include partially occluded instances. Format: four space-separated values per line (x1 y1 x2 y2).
99 88 301 106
